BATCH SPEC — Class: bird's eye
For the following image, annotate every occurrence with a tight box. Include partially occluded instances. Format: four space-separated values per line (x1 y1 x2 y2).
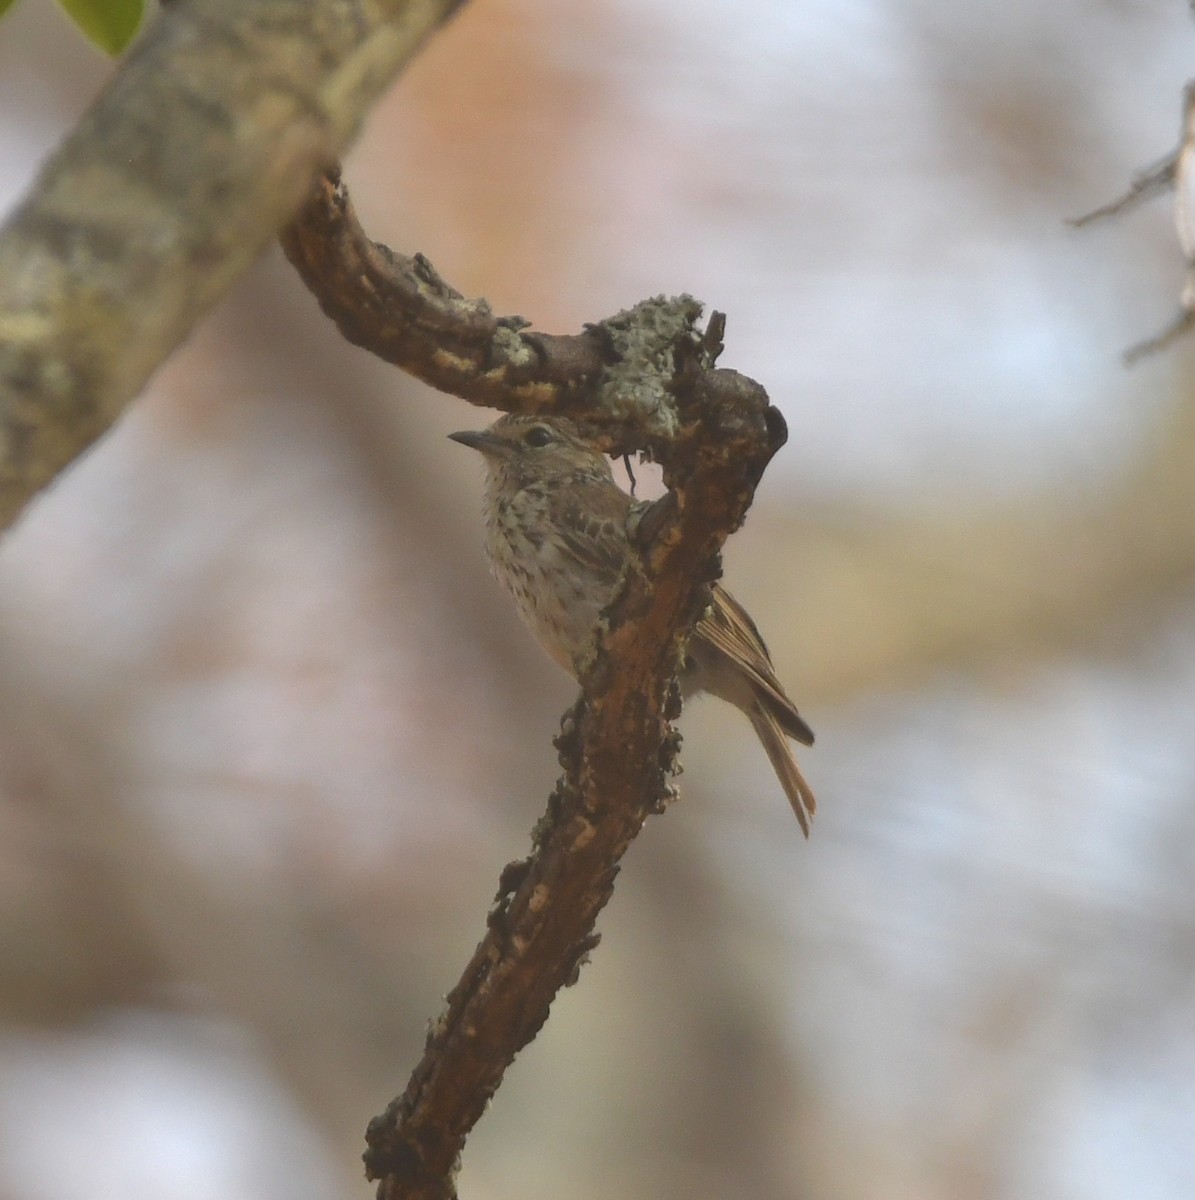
524 425 553 448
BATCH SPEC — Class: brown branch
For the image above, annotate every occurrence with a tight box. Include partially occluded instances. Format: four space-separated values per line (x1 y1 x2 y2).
362 356 784 1200
283 162 789 1200
285 162 788 1200
280 168 608 416
280 167 713 457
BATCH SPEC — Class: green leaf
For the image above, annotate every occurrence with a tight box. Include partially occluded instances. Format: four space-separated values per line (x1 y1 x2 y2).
56 0 145 55
0 0 21 19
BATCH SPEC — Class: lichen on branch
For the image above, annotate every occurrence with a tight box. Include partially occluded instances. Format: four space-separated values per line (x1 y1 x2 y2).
283 169 786 1200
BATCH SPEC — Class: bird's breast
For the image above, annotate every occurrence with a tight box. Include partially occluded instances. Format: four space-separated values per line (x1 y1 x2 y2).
482 488 609 678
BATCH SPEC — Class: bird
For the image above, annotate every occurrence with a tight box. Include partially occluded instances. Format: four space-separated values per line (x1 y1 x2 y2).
449 413 816 835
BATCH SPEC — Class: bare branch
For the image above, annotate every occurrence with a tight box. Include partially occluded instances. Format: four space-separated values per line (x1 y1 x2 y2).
362 358 785 1200
280 168 608 416
280 152 792 1198
1072 80 1195 362
1068 153 1177 227
281 167 714 456
1124 307 1195 364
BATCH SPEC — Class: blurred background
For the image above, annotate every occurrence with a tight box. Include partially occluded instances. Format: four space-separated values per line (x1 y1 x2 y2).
2 0 1194 1197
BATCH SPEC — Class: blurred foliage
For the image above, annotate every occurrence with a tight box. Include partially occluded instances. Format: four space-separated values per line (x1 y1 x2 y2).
0 0 145 53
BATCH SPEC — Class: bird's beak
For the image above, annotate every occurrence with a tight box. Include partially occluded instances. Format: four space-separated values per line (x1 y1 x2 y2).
448 429 509 457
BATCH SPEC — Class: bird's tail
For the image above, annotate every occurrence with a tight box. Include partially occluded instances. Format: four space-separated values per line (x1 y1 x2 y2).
748 703 817 838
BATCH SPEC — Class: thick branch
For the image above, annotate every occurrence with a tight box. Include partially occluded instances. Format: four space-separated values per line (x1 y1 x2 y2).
0 0 467 533
363 355 784 1200
279 159 789 1200
280 168 608 413
281 168 708 457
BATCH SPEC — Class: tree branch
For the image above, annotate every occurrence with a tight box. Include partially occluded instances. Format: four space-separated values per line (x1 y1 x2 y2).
280 166 714 457
280 167 609 416
0 0 468 533
281 159 788 1200
1071 78 1195 363
362 352 784 1200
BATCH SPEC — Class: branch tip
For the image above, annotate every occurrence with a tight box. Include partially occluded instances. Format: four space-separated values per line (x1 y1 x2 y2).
1123 307 1195 365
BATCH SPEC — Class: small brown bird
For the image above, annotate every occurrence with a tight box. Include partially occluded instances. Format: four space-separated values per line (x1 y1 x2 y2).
449 414 816 834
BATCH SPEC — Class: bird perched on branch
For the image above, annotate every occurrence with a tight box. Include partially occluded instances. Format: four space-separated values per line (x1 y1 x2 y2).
449 413 816 835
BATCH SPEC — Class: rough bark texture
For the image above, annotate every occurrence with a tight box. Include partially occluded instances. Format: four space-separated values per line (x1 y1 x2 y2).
0 0 466 532
281 169 609 416
281 168 706 457
281 166 789 1200
363 358 785 1200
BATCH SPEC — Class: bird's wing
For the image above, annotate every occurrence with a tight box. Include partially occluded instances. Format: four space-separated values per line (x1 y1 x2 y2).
549 480 633 588
697 584 815 746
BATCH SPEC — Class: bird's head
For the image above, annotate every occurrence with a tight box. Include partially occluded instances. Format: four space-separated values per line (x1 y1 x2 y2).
449 414 614 491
